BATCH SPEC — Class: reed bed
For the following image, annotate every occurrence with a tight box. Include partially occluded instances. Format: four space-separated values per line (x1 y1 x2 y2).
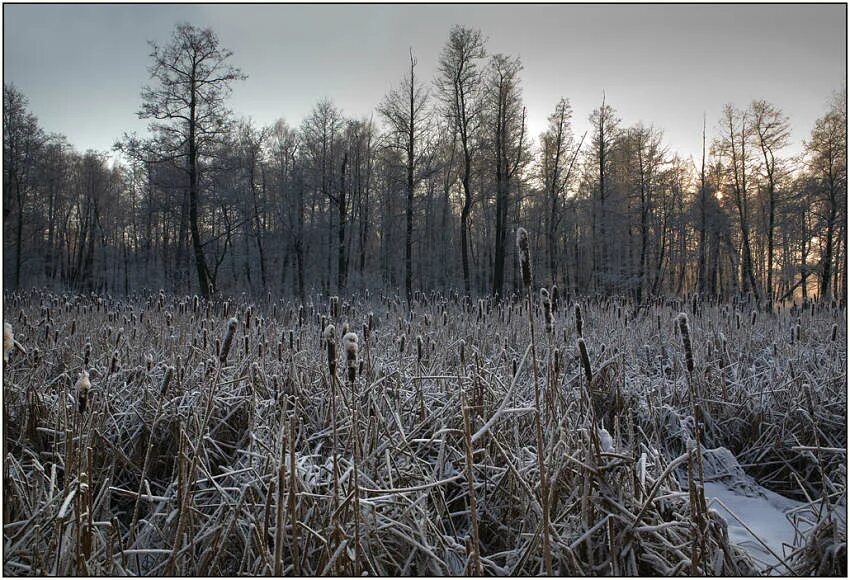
2 288 846 576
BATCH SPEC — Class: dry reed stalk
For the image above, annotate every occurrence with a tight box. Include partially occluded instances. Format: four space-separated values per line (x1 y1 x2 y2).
462 405 483 576
516 227 553 575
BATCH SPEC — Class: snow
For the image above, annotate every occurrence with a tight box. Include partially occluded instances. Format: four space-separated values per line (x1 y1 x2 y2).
704 481 804 574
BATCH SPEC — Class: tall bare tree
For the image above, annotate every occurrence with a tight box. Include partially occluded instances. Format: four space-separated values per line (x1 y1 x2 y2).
436 25 486 295
716 104 760 301
3 85 46 289
488 54 528 297
539 98 583 286
750 99 790 305
805 90 847 300
379 48 432 302
136 23 245 298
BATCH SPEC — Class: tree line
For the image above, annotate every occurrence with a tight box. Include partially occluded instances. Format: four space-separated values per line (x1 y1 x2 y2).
4 23 846 305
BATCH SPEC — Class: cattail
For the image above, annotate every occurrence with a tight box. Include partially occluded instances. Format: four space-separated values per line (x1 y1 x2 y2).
577 338 592 382
678 313 694 374
832 323 838 342
160 366 174 397
245 306 253 330
551 284 559 313
575 304 583 337
109 350 119 374
343 332 358 384
219 317 238 364
416 335 423 363
84 340 92 367
3 323 13 362
399 334 405 354
324 324 337 376
76 370 91 414
541 288 553 334
750 310 757 326
516 227 532 288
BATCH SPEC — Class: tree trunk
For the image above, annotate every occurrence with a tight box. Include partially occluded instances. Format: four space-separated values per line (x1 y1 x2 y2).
337 153 348 293
189 72 212 298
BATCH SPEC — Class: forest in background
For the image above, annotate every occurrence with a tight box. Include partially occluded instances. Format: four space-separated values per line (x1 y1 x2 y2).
3 23 847 304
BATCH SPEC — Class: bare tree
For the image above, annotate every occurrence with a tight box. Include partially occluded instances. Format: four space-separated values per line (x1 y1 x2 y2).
136 23 245 298
539 98 583 286
750 99 790 305
3 84 46 289
436 25 486 295
716 104 760 301
379 48 432 302
587 95 620 291
487 54 528 298
805 90 847 300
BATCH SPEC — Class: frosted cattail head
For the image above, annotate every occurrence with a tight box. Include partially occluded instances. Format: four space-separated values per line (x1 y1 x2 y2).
84 340 92 367
677 313 694 374
219 317 239 364
575 304 583 337
109 350 119 374
541 288 553 334
343 332 358 383
416 334 423 363
551 284 559 313
76 370 91 414
516 227 532 289
3 322 13 362
324 324 337 376
160 366 174 397
577 338 592 383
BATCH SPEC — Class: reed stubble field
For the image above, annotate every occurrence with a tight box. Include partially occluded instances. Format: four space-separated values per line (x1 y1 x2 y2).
2 284 847 576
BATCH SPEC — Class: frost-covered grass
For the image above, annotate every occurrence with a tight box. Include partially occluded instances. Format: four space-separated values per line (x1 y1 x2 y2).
2 289 846 576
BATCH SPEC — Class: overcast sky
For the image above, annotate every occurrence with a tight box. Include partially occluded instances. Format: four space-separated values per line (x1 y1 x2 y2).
4 3 846 162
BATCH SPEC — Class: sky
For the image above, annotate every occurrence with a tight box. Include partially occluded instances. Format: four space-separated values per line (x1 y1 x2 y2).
4 4 846 164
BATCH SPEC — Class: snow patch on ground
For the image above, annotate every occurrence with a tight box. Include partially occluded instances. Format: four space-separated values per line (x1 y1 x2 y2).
705 481 803 574
698 446 846 575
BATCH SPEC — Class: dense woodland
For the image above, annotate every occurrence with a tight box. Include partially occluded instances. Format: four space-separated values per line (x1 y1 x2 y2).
3 23 847 304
